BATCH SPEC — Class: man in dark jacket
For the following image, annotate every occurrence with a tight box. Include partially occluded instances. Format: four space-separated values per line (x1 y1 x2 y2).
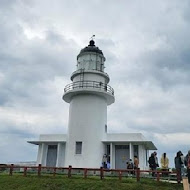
149 153 157 177
174 151 182 182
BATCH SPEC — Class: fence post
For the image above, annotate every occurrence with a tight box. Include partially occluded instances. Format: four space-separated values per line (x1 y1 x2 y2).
100 167 104 180
136 168 140 182
119 171 122 181
53 168 56 177
84 169 87 179
9 164 14 176
38 164 41 177
23 167 27 177
68 165 72 178
157 172 160 182
182 177 189 190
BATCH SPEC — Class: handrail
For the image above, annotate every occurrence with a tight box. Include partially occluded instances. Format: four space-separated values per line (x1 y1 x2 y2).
64 80 114 95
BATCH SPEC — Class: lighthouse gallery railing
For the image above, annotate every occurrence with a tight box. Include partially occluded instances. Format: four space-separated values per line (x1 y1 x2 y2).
64 80 114 95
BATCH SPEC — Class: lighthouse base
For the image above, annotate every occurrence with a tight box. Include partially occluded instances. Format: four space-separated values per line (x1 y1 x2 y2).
28 133 156 170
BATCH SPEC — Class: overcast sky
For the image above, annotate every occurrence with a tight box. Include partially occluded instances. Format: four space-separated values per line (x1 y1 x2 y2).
0 0 190 167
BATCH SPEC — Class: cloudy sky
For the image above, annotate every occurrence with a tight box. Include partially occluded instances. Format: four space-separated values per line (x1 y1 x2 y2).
0 0 190 167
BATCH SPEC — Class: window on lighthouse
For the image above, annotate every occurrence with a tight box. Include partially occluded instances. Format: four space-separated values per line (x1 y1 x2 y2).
105 125 107 133
75 142 82 154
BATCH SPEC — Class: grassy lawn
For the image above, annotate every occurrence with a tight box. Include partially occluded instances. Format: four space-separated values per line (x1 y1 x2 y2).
0 174 183 190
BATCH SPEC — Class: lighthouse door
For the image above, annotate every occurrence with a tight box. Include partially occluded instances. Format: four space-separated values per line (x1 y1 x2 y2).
115 145 129 169
46 145 57 167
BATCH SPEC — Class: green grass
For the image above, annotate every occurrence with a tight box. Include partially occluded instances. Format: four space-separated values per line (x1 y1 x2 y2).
0 174 183 190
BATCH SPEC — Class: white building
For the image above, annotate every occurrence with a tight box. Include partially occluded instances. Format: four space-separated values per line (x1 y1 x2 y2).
28 40 156 169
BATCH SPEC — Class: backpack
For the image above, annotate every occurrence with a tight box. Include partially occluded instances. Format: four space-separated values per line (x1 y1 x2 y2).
127 163 133 169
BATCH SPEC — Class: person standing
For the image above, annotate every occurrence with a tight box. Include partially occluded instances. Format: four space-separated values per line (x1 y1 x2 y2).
186 150 190 184
134 156 139 169
154 152 159 168
149 153 157 177
160 153 169 177
107 155 110 169
126 159 134 175
174 151 182 182
134 156 139 175
102 154 107 169
179 151 185 177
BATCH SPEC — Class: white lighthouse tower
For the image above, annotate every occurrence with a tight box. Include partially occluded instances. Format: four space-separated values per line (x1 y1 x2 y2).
28 39 157 169
63 39 115 168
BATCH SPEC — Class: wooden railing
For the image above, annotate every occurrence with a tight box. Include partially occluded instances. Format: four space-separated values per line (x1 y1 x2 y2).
0 164 181 183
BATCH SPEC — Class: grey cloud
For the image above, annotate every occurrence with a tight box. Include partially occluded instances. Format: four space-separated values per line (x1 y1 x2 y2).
0 127 36 139
110 40 190 90
0 133 38 163
1 0 190 163
0 22 78 107
0 0 17 10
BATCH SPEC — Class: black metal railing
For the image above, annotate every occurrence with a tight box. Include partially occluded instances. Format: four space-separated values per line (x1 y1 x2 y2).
64 80 114 95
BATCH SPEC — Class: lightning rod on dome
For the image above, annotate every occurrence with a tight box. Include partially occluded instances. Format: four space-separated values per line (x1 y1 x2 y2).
90 35 95 40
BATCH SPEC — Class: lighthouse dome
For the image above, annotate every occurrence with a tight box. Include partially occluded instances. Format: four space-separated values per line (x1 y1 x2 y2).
76 39 106 72
77 40 104 59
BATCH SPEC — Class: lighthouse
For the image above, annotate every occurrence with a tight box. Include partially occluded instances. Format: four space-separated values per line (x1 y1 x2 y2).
63 39 115 168
28 39 157 170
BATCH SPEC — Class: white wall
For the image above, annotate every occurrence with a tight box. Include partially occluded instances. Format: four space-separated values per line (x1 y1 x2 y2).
65 94 107 168
37 143 48 166
138 145 147 169
56 143 65 167
36 144 42 165
39 134 67 141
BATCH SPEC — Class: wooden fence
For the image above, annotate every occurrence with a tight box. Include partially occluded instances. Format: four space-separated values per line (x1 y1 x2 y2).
0 164 181 183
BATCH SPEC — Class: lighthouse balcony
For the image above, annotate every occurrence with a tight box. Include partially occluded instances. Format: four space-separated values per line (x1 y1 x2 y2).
64 80 114 94
63 80 115 105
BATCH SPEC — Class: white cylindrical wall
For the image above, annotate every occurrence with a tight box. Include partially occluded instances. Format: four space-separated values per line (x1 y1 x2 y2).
65 94 107 168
